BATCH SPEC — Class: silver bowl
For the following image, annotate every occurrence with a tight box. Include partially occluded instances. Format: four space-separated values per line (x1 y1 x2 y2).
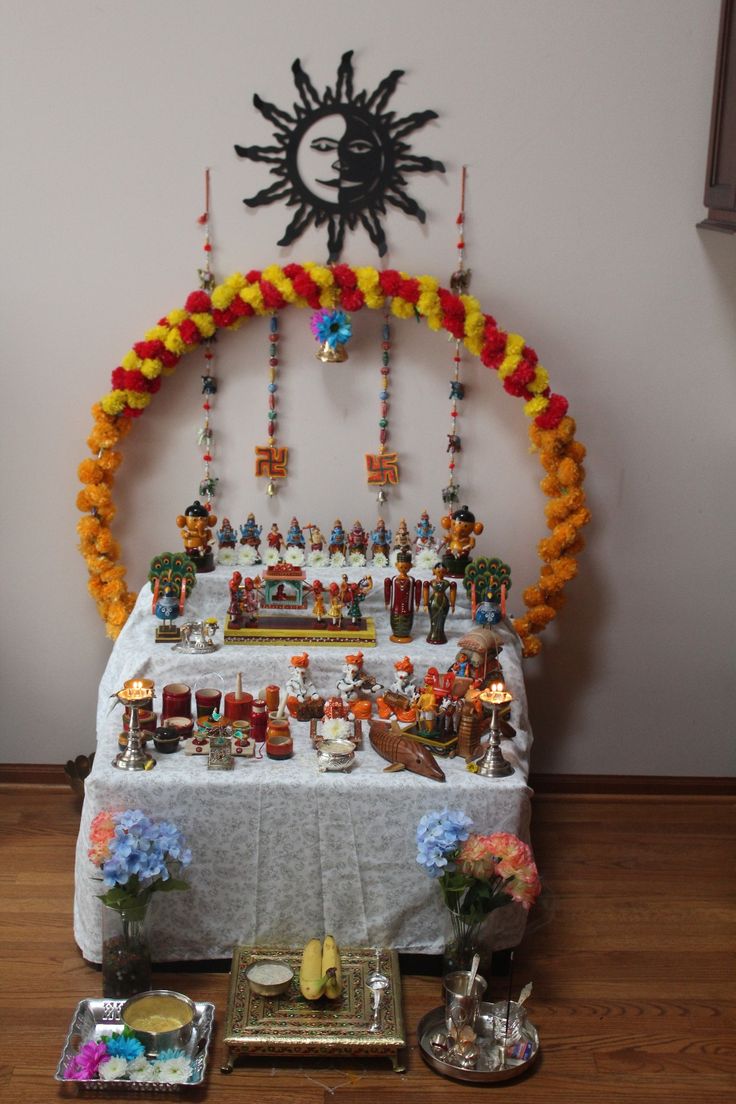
316 739 356 773
245 959 294 996
121 989 196 1055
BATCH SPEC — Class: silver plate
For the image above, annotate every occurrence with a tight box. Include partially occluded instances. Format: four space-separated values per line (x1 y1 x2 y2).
54 997 214 1091
417 1005 539 1084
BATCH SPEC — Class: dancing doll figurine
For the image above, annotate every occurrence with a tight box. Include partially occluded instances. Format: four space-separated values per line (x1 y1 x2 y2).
239 513 262 555
328 582 343 626
384 549 422 643
423 562 458 645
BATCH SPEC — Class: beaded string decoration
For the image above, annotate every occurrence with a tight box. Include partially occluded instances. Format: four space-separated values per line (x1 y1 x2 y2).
365 306 399 504
254 312 287 496
442 165 471 508
196 168 218 512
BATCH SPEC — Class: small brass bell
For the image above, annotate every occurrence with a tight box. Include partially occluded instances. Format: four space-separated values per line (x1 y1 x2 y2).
316 340 348 364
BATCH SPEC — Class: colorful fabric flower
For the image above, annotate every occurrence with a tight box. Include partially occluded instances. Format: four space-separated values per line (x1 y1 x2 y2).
310 308 352 348
64 1040 109 1080
105 1031 145 1061
98 1056 128 1080
152 1056 193 1084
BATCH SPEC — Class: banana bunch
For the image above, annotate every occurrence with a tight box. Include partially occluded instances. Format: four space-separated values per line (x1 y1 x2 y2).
299 935 343 1001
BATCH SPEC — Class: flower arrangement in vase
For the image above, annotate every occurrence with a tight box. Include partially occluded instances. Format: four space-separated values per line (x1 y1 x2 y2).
88 810 191 997
416 809 541 973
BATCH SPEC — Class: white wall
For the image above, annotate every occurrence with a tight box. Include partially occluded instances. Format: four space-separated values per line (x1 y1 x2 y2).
2 0 734 774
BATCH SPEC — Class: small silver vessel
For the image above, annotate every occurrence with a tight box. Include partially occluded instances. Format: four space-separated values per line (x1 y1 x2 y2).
316 739 356 773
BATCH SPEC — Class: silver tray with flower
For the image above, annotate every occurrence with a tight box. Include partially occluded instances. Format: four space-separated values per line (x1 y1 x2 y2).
417 1005 539 1084
54 997 214 1092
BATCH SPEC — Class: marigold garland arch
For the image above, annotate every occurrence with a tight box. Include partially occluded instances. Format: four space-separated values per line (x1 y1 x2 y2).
77 262 590 656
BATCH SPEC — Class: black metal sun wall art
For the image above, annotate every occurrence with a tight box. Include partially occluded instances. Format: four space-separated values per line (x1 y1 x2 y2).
235 51 445 261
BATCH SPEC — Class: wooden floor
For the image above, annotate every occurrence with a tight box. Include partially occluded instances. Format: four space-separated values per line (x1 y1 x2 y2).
0 788 733 1103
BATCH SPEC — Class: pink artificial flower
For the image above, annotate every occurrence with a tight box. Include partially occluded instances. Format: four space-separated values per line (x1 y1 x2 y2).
64 1040 109 1080
457 832 542 911
88 810 116 866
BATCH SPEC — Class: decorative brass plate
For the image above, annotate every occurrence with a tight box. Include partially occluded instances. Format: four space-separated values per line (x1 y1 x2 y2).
222 945 405 1073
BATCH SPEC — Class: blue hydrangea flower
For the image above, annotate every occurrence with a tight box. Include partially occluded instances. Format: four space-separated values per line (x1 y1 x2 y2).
106 1032 145 1061
416 809 473 878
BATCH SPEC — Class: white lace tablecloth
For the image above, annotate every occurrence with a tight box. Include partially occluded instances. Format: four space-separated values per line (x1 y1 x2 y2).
74 564 533 962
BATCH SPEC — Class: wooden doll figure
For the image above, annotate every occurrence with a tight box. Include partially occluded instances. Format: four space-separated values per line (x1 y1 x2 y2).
423 563 457 645
384 550 422 643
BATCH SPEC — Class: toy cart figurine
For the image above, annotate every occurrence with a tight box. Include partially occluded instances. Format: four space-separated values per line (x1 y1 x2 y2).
217 518 238 549
439 504 484 577
329 519 347 556
370 518 392 559
384 550 423 643
423 563 457 645
239 513 262 555
414 510 436 553
176 500 217 572
286 517 305 548
347 520 368 557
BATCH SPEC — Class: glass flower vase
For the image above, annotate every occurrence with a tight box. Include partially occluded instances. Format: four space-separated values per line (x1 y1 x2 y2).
101 900 152 999
442 908 484 977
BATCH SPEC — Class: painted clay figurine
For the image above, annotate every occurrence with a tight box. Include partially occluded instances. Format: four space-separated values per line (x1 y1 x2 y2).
176 500 217 572
286 517 305 548
414 510 436 552
285 653 321 706
384 549 422 643
336 652 383 716
423 562 458 645
440 504 484 576
239 513 262 553
267 522 284 554
329 519 347 556
392 518 411 553
217 518 238 549
370 518 392 559
376 656 418 722
305 523 325 551
347 520 368 557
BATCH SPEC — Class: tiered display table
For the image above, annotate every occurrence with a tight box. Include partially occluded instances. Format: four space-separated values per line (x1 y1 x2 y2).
74 564 533 963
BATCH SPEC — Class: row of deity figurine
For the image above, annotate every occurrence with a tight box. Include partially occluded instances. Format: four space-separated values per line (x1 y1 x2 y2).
218 513 436 558
215 506 484 571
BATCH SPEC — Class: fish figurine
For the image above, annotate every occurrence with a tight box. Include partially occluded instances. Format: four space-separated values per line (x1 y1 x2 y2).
369 719 446 782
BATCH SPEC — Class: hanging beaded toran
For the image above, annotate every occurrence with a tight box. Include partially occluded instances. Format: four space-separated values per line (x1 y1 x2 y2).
254 312 288 496
365 305 399 505
442 165 470 508
197 168 218 512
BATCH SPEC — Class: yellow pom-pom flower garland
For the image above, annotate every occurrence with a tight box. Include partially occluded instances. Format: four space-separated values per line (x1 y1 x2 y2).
78 264 589 651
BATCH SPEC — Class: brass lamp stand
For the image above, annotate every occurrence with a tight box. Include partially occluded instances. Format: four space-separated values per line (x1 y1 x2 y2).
474 683 514 778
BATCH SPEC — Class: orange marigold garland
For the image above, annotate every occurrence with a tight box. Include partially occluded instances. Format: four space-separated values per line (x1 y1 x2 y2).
78 265 589 650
